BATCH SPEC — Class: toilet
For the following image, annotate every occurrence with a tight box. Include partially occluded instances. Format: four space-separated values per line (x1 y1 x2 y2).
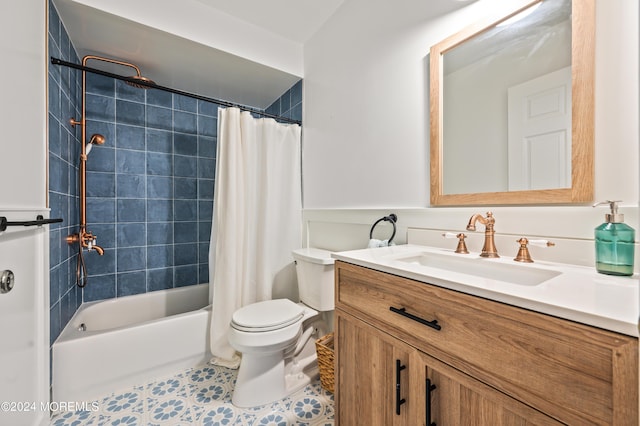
228 247 335 407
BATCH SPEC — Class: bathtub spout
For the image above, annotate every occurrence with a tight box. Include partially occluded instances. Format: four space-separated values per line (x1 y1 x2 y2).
92 244 104 255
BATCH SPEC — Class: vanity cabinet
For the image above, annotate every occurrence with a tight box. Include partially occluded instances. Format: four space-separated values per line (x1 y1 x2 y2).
334 261 638 425
336 310 562 425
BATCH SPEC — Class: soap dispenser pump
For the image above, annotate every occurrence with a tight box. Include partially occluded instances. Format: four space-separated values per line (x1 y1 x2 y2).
593 201 635 276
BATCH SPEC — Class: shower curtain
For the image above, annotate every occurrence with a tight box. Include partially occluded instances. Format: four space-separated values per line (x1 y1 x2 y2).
209 107 302 367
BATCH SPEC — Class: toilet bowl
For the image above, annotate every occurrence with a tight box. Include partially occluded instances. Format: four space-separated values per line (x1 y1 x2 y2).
228 248 335 408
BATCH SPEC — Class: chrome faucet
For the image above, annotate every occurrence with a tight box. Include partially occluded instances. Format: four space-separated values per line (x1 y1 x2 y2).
466 212 499 258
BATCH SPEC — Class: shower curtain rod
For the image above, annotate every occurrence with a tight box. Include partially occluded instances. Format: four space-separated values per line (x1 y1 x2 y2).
51 56 302 125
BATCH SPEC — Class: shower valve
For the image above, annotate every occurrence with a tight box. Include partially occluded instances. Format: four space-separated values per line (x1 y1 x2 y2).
67 230 98 249
67 231 105 256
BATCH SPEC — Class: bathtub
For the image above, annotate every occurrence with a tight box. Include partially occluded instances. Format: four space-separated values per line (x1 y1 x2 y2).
52 284 211 403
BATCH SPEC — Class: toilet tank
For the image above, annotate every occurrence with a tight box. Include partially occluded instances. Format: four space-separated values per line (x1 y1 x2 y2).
292 248 335 312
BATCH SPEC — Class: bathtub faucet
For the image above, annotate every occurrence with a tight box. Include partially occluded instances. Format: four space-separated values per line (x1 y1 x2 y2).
67 229 105 255
91 243 105 256
466 211 499 258
85 232 104 255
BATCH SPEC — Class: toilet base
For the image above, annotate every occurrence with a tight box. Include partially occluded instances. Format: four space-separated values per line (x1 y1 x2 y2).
231 341 319 408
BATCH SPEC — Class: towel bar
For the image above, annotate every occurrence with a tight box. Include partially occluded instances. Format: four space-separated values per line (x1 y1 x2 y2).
0 215 63 231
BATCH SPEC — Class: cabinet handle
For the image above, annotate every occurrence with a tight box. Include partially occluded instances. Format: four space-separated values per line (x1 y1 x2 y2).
390 306 442 331
426 378 437 426
395 359 407 415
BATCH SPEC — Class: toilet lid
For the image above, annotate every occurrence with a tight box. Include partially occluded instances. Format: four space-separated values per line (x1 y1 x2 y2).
231 299 305 331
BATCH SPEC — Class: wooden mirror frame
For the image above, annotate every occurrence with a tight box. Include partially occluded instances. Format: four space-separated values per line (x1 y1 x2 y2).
430 0 594 206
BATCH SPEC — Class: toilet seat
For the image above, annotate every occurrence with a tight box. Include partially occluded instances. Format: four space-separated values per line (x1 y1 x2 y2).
231 299 304 332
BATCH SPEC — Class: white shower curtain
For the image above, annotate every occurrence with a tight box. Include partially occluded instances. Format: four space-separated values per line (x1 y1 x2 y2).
208 107 302 366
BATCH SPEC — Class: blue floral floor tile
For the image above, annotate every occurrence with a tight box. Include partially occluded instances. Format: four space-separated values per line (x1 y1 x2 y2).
50 363 334 425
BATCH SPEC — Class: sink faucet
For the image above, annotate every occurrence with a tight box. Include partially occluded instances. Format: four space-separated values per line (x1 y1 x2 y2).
466 212 499 258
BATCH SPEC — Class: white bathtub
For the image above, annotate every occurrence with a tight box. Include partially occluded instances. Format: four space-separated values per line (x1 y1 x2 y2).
52 284 211 403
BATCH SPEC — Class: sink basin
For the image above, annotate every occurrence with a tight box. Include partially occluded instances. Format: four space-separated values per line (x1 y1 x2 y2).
393 252 561 286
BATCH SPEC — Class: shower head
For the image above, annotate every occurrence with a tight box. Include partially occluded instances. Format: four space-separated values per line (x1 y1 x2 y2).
126 75 156 89
85 133 105 155
81 55 155 89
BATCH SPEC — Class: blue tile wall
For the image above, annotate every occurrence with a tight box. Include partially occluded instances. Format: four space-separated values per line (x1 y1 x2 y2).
47 1 216 324
265 80 303 122
81 71 218 302
48 0 82 348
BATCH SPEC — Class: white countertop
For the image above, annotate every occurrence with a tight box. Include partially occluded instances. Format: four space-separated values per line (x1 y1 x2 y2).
333 244 639 337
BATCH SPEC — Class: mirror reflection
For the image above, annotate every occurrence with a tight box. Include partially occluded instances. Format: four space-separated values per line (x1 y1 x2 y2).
443 0 571 195
430 0 594 206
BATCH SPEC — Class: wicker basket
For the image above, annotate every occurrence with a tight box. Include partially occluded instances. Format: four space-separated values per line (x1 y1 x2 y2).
315 332 335 393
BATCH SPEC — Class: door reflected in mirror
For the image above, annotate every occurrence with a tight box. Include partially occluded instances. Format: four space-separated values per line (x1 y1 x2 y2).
430 0 594 206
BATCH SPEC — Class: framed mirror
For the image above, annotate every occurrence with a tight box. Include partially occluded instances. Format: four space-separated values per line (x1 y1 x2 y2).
430 0 594 206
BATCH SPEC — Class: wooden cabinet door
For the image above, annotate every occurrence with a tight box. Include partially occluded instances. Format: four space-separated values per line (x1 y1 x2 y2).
418 351 563 426
335 310 418 426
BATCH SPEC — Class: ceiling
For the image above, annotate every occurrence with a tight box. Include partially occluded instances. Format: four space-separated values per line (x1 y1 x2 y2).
192 0 346 44
53 0 346 110
52 0 471 110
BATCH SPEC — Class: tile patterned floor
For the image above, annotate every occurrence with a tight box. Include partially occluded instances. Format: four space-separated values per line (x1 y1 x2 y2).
50 363 334 425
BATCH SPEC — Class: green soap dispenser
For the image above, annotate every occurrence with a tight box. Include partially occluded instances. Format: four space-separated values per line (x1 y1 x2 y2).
593 201 635 276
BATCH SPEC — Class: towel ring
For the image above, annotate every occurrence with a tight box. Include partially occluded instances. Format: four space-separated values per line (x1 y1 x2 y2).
369 214 397 243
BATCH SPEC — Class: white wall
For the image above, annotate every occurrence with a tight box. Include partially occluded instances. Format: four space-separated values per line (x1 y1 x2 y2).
0 1 50 424
302 0 639 209
1 0 48 209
